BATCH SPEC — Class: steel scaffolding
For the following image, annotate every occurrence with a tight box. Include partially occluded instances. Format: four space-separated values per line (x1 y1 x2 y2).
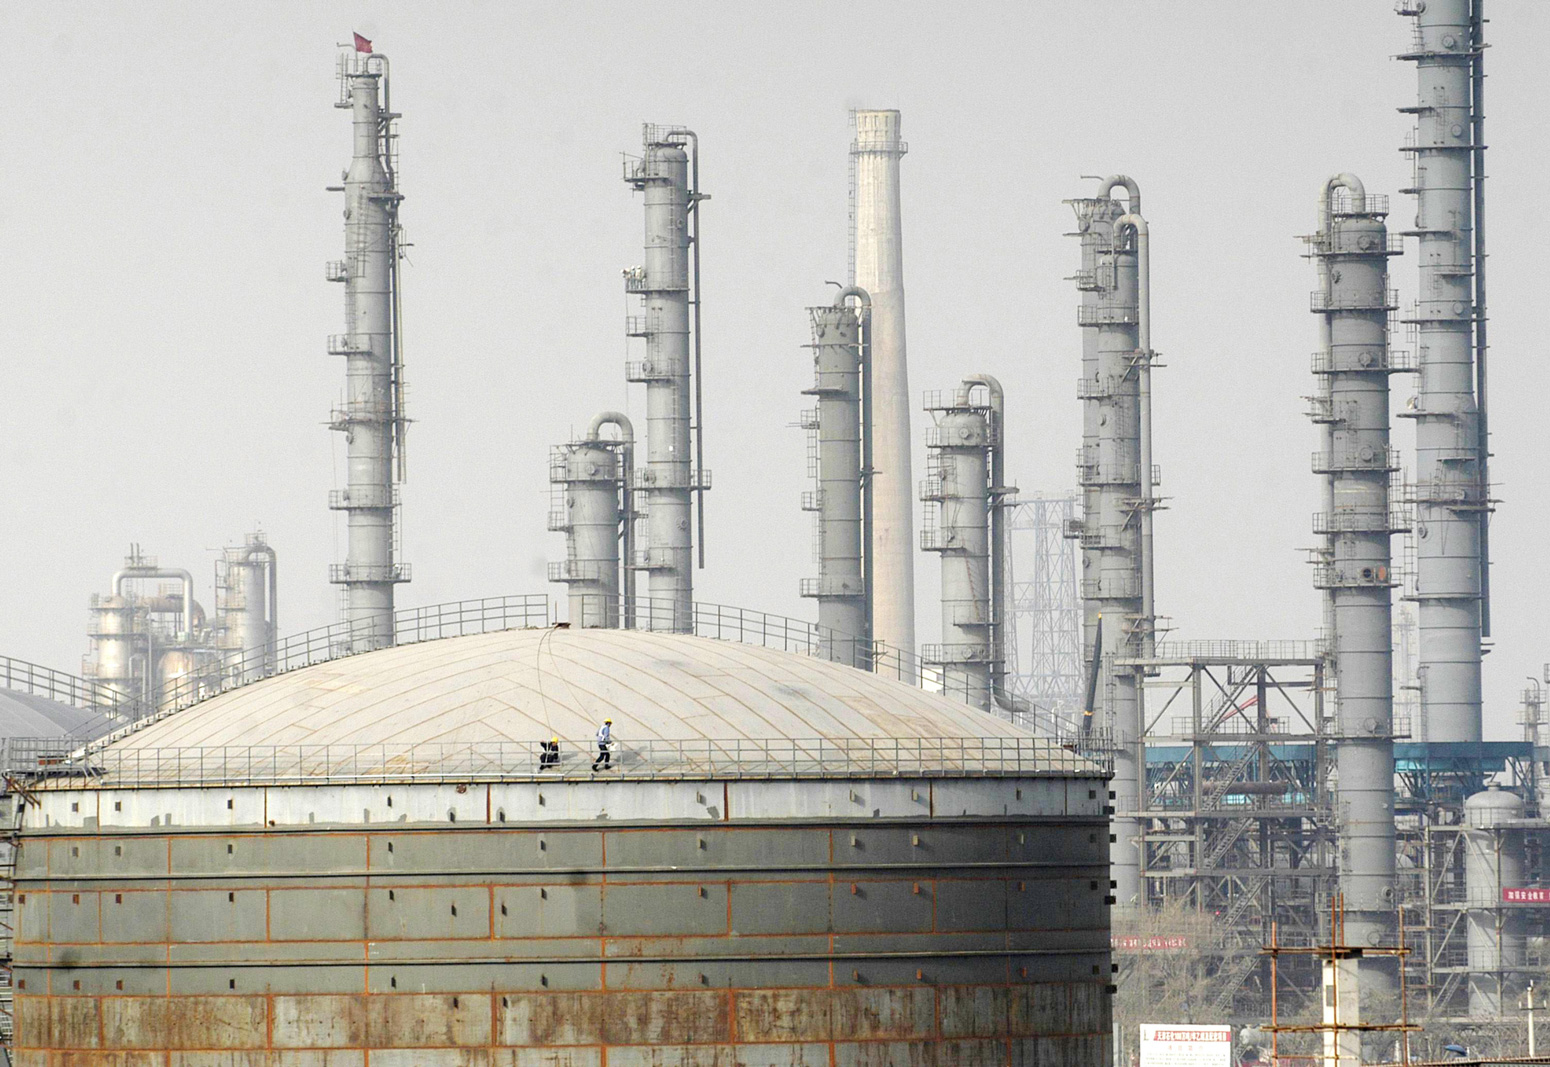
1125 642 1334 1020
1005 493 1083 731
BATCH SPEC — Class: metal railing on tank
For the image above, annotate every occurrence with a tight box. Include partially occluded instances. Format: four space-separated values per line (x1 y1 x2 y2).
571 592 999 704
12 591 1116 779
145 595 552 728
572 594 1090 740
0 657 143 764
11 733 1111 789
0 657 133 717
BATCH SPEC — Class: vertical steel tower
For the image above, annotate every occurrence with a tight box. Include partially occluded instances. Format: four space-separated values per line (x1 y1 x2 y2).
549 414 634 629
1008 494 1084 729
850 110 914 664
1070 177 1155 908
327 49 408 651
1307 175 1400 985
920 377 1008 711
801 289 872 667
1463 786 1527 1017
1397 0 1489 744
623 126 706 633
215 533 278 683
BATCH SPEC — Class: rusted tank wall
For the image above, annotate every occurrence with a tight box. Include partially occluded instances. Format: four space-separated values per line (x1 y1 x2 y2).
11 776 1112 1064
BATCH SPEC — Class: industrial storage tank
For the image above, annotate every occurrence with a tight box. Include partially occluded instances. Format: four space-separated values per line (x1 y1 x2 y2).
10 627 1111 1065
0 681 115 1043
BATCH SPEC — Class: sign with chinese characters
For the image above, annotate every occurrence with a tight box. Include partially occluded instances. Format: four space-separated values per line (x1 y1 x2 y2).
1140 1025 1233 1067
1113 935 1191 951
1503 887 1550 903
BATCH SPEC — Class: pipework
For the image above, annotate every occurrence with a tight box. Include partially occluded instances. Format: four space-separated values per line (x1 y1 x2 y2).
326 47 409 652
549 414 635 630
623 125 708 634
920 376 1011 711
800 287 872 667
111 564 194 640
1306 177 1402 988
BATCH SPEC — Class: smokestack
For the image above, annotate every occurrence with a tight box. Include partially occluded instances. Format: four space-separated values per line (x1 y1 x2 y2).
623 125 706 634
850 110 914 667
550 414 634 630
326 48 408 652
801 289 871 667
1307 175 1400 990
1069 176 1152 909
1397 0 1488 744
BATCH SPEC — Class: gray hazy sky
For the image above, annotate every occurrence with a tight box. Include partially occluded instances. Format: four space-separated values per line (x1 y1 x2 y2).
1 2 1544 737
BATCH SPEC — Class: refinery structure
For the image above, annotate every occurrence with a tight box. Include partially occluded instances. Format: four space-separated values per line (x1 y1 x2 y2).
0 4 1544 1066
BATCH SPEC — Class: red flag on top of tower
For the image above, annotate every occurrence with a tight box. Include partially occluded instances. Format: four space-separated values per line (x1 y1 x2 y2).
353 32 373 54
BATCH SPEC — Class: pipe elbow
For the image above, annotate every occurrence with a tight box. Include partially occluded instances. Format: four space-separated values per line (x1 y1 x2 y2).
833 285 872 309
1098 175 1141 214
1329 172 1366 198
1322 172 1367 219
961 374 1004 411
1114 212 1148 234
588 411 635 443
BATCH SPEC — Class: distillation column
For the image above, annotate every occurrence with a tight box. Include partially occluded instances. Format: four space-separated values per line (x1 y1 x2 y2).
920 377 1006 711
1397 0 1488 745
327 50 408 651
800 290 871 667
624 127 704 633
1309 177 1400 987
851 110 914 665
216 533 277 683
1463 785 1526 1018
1070 177 1151 908
550 414 633 630
84 596 138 706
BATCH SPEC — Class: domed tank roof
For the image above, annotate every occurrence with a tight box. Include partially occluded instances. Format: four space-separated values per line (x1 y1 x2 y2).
108 627 1040 752
1464 784 1525 828
0 689 110 740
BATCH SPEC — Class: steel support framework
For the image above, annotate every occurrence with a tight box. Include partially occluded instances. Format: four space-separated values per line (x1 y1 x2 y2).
1122 642 1333 1021
1394 743 1543 1023
1005 494 1082 730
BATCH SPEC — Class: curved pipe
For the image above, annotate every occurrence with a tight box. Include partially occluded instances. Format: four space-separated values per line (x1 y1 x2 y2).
587 411 635 444
833 285 872 310
1098 174 1141 215
1114 212 1155 657
585 411 637 630
961 375 1007 706
834 286 875 652
960 373 1003 415
661 128 706 571
243 540 279 652
1321 172 1366 229
112 567 194 639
